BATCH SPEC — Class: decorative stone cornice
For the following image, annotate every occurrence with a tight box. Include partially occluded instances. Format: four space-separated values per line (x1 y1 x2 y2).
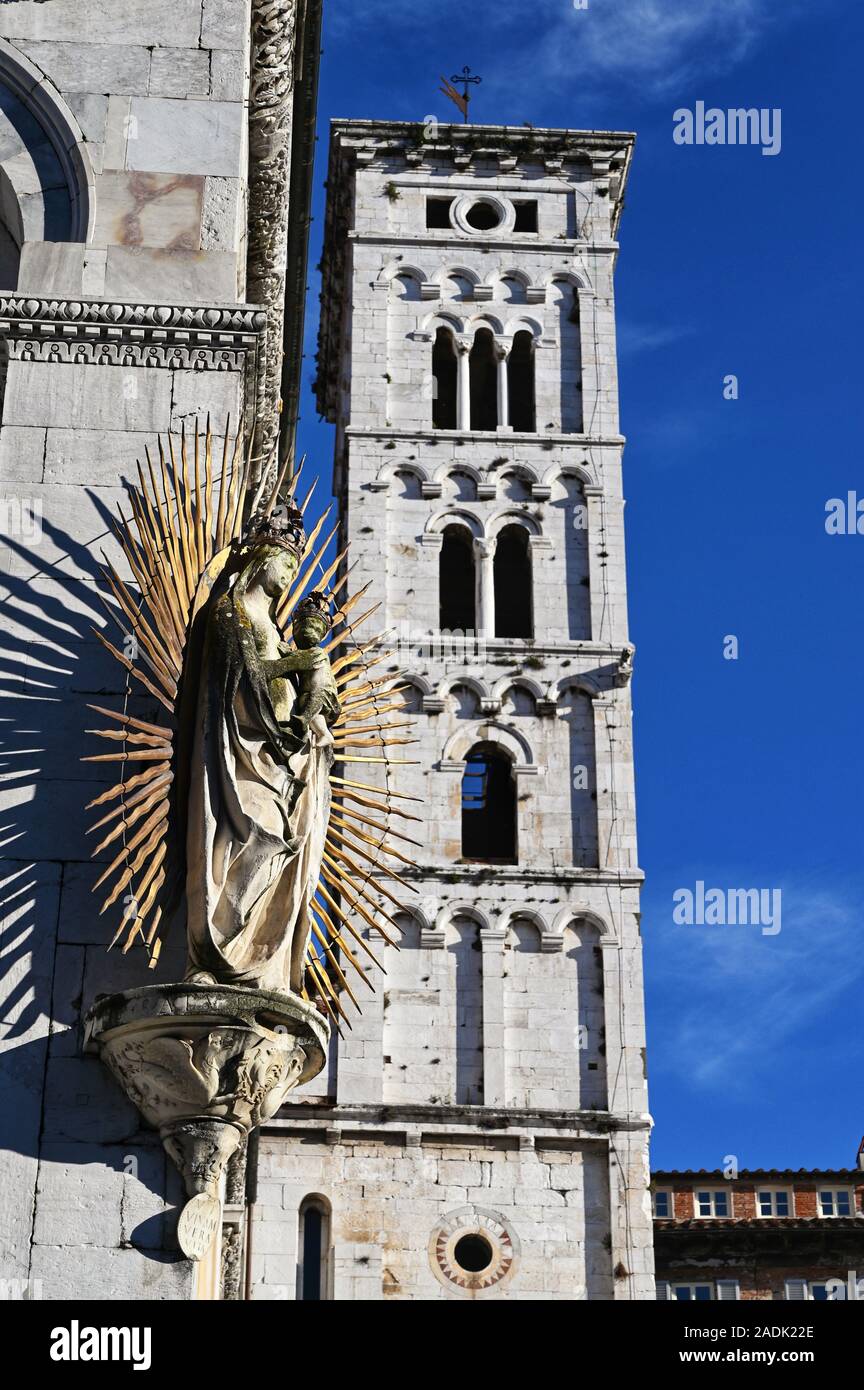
0 296 267 374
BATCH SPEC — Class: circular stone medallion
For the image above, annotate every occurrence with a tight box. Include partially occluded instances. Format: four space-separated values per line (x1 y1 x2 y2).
177 1192 222 1261
429 1206 520 1297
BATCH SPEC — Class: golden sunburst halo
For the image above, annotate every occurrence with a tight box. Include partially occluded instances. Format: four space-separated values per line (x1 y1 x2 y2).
83 417 419 1027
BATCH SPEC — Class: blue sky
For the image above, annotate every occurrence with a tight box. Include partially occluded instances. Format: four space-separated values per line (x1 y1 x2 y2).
297 0 864 1170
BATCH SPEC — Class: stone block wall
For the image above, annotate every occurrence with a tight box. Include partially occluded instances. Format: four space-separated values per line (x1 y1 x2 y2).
0 0 259 1300
251 1124 619 1301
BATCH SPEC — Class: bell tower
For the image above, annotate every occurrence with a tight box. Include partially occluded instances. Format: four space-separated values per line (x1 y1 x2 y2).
252 119 653 1302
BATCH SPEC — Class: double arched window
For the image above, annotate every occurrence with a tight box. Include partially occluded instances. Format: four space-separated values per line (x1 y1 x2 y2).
438 521 534 639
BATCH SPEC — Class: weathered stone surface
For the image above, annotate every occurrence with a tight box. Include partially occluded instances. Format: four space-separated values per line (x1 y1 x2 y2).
103 246 237 303
148 48 211 99
0 424 46 483
16 242 87 296
126 98 244 179
18 41 151 96
210 50 247 103
28 1243 192 1301
0 862 60 1279
0 0 202 48
3 360 174 433
65 92 109 147
201 176 243 256
201 0 250 50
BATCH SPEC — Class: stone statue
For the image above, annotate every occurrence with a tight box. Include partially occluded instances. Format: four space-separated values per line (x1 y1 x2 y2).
182 503 341 995
82 423 410 1259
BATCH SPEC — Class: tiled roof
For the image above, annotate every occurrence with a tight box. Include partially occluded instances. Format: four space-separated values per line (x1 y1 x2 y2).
652 1169 863 1181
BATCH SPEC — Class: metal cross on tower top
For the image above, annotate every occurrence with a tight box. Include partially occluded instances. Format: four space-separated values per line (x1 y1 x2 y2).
439 65 482 123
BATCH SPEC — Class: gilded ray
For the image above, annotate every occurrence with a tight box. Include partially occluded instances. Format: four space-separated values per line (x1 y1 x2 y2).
83 418 416 1018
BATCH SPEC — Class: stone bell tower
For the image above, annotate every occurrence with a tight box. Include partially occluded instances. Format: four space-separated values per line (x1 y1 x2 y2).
247 119 653 1301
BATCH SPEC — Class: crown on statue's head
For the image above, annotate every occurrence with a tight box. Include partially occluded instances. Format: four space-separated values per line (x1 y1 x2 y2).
293 590 332 633
245 498 305 555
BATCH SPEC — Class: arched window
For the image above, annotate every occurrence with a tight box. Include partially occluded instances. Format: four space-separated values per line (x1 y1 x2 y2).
469 327 498 431
432 327 457 429
493 524 532 638
439 524 476 632
461 743 517 863
297 1196 331 1301
507 330 535 432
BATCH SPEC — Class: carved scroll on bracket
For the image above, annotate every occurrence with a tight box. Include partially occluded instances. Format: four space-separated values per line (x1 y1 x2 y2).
84 983 328 1261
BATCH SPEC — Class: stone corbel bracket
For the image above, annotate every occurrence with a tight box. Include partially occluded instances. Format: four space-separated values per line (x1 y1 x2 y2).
84 982 328 1261
0 297 268 417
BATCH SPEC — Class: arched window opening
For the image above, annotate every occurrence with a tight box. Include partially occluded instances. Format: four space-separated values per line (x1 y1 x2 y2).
552 281 583 433
446 682 481 719
297 1197 331 1301
442 468 477 502
501 684 537 717
394 467 422 499
394 272 421 301
501 275 527 305
461 743 517 863
440 524 476 633
508 330 535 432
432 327 457 429
493 525 532 639
469 328 498 431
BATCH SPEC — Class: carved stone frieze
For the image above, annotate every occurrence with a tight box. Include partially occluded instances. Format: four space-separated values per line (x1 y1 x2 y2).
0 296 267 376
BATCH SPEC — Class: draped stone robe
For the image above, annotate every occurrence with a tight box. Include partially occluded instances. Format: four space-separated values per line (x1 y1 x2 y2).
184 563 333 996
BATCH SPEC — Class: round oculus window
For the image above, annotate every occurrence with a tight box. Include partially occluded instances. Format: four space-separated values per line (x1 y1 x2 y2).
429 1207 520 1296
464 200 503 231
453 1233 494 1273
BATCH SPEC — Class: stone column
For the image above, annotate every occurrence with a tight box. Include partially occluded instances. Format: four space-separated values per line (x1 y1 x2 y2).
474 536 497 641
457 339 471 431
480 927 507 1105
496 342 511 430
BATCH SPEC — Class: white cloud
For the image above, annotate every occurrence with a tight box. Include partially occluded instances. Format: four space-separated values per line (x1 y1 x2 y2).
333 0 798 99
647 879 864 1094
617 319 695 355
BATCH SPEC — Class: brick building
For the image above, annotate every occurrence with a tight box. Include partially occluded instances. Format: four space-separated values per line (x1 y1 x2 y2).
653 1141 864 1301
